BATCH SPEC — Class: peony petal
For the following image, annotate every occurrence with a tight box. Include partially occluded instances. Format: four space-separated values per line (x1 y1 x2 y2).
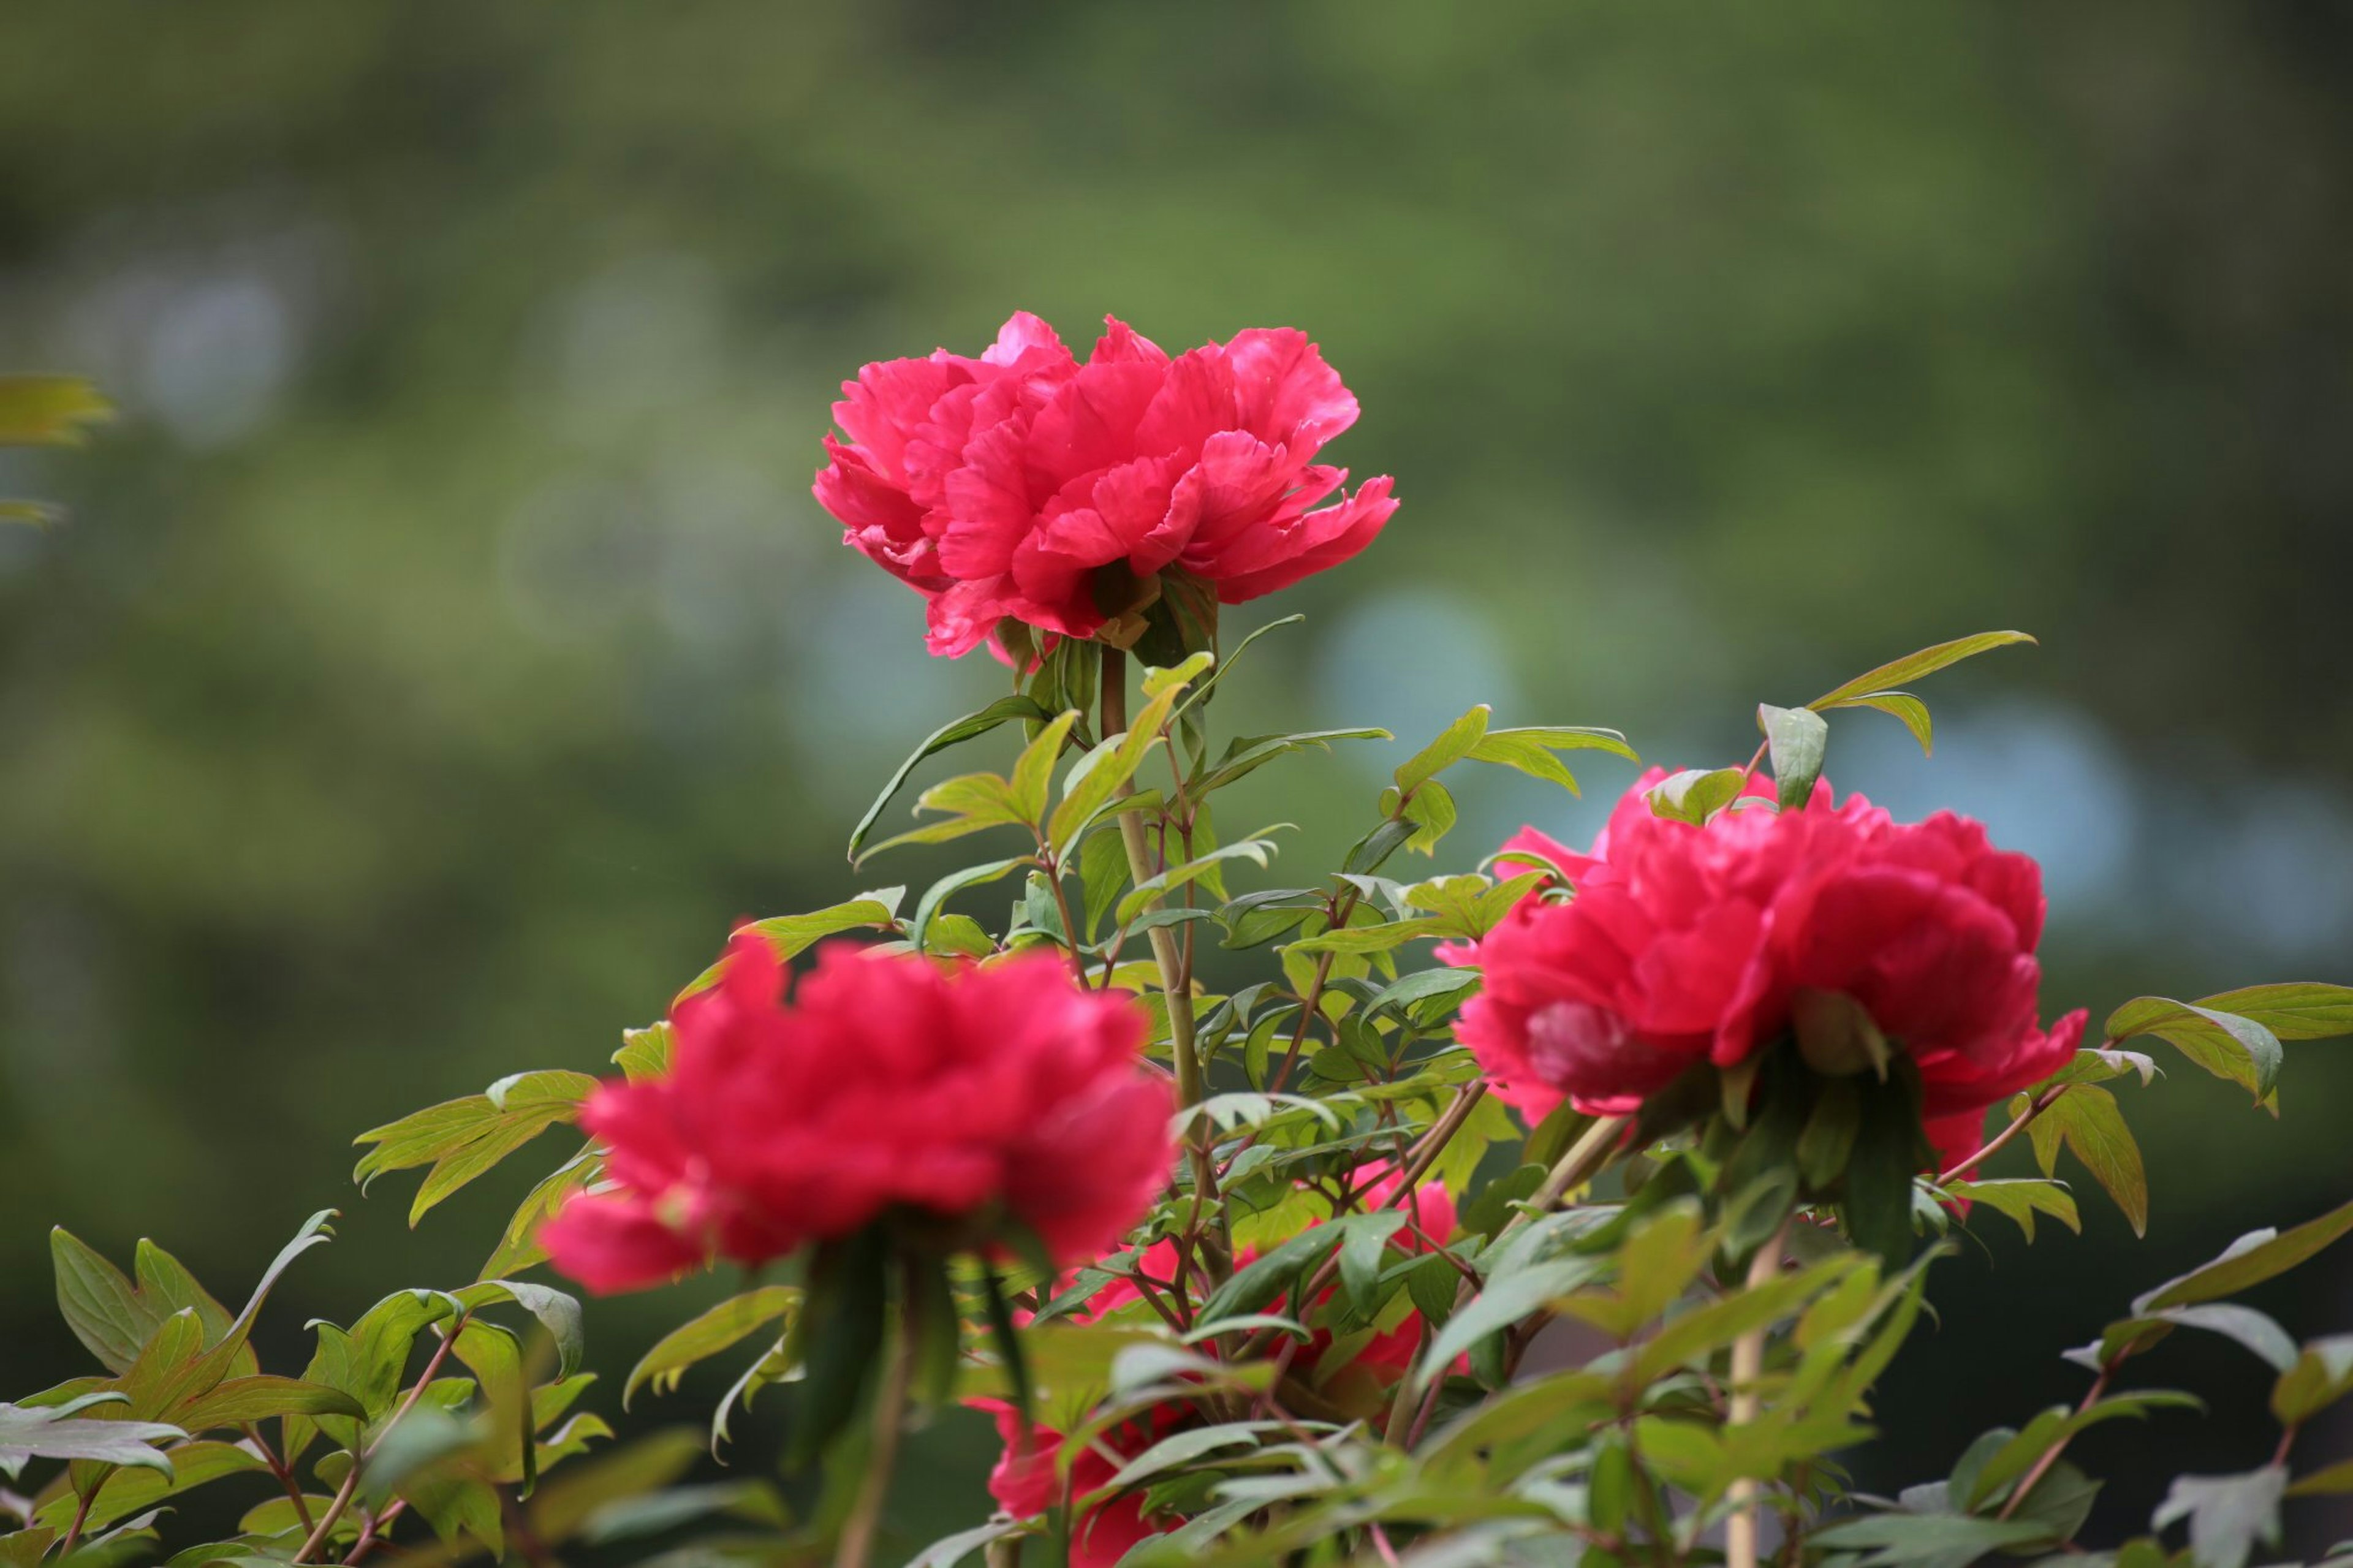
1223 328 1360 458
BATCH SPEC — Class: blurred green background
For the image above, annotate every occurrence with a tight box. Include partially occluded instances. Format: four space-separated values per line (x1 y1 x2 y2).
4 1 2351 1556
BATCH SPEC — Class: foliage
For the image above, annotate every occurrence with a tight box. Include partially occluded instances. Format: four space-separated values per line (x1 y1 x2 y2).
6 602 2344 1568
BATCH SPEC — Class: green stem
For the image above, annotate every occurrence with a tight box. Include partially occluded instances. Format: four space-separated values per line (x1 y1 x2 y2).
296 1314 466 1564
835 1271 917 1568
1101 647 1225 1264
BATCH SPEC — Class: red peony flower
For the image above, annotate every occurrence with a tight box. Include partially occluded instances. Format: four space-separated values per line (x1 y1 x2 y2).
541 936 1174 1293
813 311 1398 657
1453 770 2082 1151
979 1399 1188 1568
976 1165 1458 1553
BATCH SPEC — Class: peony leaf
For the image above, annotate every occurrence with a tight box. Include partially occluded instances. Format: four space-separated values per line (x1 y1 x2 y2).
2134 1195 2353 1313
623 1287 801 1410
1809 630 2037 711
1821 689 1934 755
2104 996 2282 1102
1395 706 1491 793
2028 1084 2148 1237
670 893 904 1002
2152 1466 2286 1568
1645 767 1748 825
847 695 1050 860
2191 982 2353 1041
1757 703 1829 811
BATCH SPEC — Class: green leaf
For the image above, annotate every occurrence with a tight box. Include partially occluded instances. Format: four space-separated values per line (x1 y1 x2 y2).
847 695 1050 860
1757 704 1829 811
2104 997 2283 1102
909 855 1034 952
904 1520 1029 1568
614 1024 670 1081
2088 1304 2300 1374
1463 725 1638 798
2028 1085 2148 1237
1415 1259 1601 1391
2136 1195 2353 1312
2152 1466 2285 1568
452 1280 586 1379
355 1078 593 1226
2270 1336 2353 1426
1184 727 1392 805
35 1441 262 1534
478 1146 599 1281
1965 1392 2204 1508
50 1230 165 1376
523 1429 705 1546
1809 631 2038 710
1008 710 1082 823
1401 778 1457 854
1646 767 1748 825
624 1287 802 1409
1396 706 1491 792
0 1399 182 1482
1824 690 1935 756
2287 1457 2353 1497
0 378 112 447
172 1377 365 1433
1282 915 1447 957
1115 833 1289 925
2192 982 2353 1041
1949 1180 2081 1244
1048 654 1208 850
1808 1513 2057 1566
670 894 904 1001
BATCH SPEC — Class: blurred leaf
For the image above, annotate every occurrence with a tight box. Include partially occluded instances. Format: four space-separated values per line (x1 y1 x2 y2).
1646 767 1748 825
477 1146 599 1281
1965 1392 2203 1509
34 1441 262 1534
0 377 112 447
2151 1466 2284 1568
2136 1196 2353 1312
2085 1303 2302 1374
2104 997 2282 1103
847 695 1050 860
2287 1458 2353 1497
2270 1336 2353 1426
1809 631 2037 710
1757 704 1829 810
613 1024 670 1081
1808 1510 2054 1564
624 1286 801 1409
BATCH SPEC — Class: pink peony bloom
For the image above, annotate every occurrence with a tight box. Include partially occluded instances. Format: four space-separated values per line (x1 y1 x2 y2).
542 936 1173 1293
977 1165 1458 1551
1452 770 2082 1145
813 312 1398 657
980 1399 1187 1568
